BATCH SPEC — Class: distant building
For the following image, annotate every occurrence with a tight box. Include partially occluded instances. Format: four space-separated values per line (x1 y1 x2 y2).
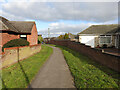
78 24 120 48
68 33 79 42
44 38 50 43
0 16 38 48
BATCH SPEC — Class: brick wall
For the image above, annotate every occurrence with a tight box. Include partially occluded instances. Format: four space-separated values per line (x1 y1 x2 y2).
0 44 41 69
0 33 2 54
27 24 38 45
0 32 20 47
50 40 120 72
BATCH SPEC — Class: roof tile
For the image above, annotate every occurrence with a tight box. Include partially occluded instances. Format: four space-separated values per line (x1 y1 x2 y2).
0 16 35 33
79 24 119 35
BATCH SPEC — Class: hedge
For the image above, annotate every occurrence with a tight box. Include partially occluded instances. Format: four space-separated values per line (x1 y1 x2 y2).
2 39 30 52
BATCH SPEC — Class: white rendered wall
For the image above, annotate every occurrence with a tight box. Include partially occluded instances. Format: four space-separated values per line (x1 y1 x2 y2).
79 35 98 48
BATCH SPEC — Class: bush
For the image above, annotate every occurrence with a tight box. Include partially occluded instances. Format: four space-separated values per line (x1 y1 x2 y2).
102 44 107 48
38 35 43 43
38 39 41 44
2 39 30 52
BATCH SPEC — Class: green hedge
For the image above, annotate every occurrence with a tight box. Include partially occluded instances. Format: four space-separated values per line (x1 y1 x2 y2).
38 39 41 44
2 39 30 52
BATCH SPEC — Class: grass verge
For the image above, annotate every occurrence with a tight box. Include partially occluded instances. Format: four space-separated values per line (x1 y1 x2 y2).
51 44 119 88
1 45 53 88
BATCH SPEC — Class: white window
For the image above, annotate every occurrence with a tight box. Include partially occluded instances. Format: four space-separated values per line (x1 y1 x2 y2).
20 35 27 37
100 36 111 44
20 35 27 40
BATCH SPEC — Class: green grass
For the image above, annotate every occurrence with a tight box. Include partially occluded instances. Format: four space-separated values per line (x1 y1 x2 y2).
51 44 119 88
1 45 53 88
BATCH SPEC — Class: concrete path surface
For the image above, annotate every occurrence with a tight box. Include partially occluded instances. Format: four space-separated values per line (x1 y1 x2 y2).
29 45 75 88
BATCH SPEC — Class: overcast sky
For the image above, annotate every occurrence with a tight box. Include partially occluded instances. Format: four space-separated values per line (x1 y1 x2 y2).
0 0 119 38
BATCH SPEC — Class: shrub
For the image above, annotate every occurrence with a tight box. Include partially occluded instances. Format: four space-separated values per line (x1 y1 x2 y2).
2 39 29 52
38 39 41 44
110 45 115 48
102 44 107 48
38 35 43 43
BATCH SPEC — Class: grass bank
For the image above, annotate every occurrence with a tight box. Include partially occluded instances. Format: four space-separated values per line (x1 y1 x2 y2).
51 44 119 88
2 45 53 88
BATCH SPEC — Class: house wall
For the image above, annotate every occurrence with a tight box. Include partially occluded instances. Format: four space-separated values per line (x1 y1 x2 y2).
98 35 115 47
0 44 41 69
94 37 99 47
79 35 98 48
115 35 120 48
0 24 38 51
79 35 116 48
112 35 116 46
0 33 2 53
49 40 120 72
27 24 38 45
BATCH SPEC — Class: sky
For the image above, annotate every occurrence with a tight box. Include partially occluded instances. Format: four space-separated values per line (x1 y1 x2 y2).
0 0 119 38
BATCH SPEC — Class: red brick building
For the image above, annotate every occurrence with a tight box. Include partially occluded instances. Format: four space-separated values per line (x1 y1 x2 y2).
0 16 38 49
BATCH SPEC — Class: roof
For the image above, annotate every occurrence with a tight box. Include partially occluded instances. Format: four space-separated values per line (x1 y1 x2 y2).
0 16 35 33
9 21 35 33
79 24 119 35
0 16 19 32
0 21 9 30
106 26 120 34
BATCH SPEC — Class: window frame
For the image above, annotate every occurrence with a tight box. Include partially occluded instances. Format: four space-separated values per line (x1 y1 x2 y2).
99 35 112 44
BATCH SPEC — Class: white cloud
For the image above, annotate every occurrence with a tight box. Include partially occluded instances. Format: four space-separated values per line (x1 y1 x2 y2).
1 2 118 22
0 0 5 2
6 0 120 2
39 19 118 38
39 22 94 37
0 1 118 38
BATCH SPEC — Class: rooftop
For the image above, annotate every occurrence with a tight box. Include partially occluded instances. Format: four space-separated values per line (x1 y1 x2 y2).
79 24 119 35
0 16 35 33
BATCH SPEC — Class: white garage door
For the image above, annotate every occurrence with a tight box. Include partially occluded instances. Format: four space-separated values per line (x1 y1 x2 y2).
79 36 96 48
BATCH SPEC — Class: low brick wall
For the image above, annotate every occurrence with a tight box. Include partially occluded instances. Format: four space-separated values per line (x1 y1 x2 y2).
50 40 120 72
0 44 41 69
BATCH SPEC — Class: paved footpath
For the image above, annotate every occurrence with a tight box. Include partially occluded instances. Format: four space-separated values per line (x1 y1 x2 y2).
29 45 76 88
